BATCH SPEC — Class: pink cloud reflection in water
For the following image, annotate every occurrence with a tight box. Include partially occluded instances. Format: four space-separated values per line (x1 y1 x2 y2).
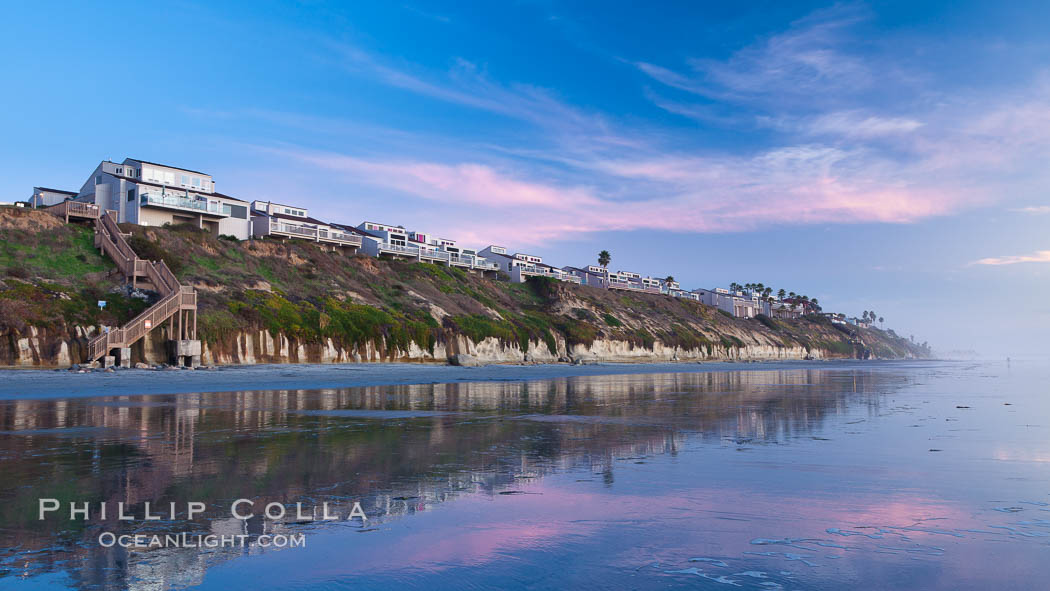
287 477 1048 590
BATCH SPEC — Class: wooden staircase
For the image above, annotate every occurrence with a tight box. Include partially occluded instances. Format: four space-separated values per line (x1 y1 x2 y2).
47 203 198 363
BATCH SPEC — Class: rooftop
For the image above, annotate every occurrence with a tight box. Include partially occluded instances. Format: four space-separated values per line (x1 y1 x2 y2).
126 158 209 176
34 187 78 195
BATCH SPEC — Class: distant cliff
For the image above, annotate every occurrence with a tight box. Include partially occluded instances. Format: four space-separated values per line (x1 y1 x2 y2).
0 207 930 367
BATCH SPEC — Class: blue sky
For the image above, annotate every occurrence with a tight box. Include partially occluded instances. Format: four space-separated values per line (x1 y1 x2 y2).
3 1 1049 357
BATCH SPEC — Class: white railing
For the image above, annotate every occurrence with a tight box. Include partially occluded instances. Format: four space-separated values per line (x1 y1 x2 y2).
142 193 226 215
608 278 653 292
419 249 450 262
319 228 363 245
378 243 421 256
269 220 362 246
449 253 475 266
516 266 582 284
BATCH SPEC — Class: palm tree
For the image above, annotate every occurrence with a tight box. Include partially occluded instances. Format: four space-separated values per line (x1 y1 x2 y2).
811 298 818 306
878 316 884 327
789 291 796 299
763 287 772 299
664 275 675 285
777 289 786 300
598 250 611 268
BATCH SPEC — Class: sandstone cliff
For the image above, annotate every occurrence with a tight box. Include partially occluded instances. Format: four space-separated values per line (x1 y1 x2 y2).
0 207 929 367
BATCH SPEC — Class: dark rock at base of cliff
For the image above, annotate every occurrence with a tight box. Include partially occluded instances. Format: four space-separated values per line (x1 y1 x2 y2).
449 353 480 367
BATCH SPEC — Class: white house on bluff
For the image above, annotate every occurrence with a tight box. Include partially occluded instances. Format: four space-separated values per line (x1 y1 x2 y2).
29 187 78 208
71 158 252 239
250 201 365 252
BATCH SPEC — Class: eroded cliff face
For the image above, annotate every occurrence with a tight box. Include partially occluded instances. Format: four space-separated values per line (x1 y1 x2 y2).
0 324 831 368
192 330 821 366
0 209 930 369
0 326 88 368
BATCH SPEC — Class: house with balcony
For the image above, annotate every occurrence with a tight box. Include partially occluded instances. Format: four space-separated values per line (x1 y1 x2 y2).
357 221 412 258
562 265 609 288
355 223 497 273
656 278 699 300
672 290 701 301
822 312 847 324
250 201 364 251
773 302 805 319
607 270 659 293
70 158 252 239
478 247 580 284
431 237 499 273
29 187 78 208
847 316 872 329
357 221 448 264
693 287 765 318
781 297 819 316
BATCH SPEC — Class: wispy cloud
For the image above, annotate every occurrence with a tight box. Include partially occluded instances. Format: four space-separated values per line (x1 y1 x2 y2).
326 43 630 152
801 111 923 138
972 250 1050 266
637 3 874 106
1011 205 1050 214
234 6 1050 249
264 140 970 247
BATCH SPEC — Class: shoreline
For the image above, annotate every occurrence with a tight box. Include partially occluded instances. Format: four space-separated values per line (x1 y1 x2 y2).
0 359 946 400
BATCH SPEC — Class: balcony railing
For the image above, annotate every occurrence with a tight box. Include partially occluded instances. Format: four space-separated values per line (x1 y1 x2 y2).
378 243 421 257
449 254 500 271
47 200 100 220
518 266 582 284
318 228 363 245
269 220 362 246
449 253 475 267
420 249 450 262
608 278 658 292
141 193 227 216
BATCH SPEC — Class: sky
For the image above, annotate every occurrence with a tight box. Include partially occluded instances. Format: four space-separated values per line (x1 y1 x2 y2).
2 1 1049 357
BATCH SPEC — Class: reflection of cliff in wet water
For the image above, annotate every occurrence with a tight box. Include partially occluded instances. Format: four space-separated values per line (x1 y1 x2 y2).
0 368 914 589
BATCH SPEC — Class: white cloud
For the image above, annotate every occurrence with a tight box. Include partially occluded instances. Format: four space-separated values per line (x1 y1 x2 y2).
1011 205 1050 214
972 250 1050 266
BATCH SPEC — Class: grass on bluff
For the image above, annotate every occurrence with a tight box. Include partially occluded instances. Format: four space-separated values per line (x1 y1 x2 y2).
0 224 113 281
0 212 149 331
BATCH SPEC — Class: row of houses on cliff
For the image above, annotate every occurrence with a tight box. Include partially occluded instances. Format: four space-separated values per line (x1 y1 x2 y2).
29 157 851 321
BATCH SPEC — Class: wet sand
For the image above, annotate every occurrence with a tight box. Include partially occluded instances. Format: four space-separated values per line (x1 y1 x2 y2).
0 359 944 399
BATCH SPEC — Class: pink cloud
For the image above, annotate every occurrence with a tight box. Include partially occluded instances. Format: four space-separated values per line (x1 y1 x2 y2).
971 250 1050 266
274 142 974 248
245 26 1050 251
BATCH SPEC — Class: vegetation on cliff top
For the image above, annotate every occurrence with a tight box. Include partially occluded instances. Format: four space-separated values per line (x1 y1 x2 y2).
0 207 931 361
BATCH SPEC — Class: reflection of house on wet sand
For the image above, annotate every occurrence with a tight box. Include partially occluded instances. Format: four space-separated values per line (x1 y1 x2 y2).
0 369 912 590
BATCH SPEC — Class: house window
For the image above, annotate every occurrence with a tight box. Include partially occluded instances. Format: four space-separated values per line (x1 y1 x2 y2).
181 175 189 185
127 189 135 202
192 177 200 187
95 175 102 184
